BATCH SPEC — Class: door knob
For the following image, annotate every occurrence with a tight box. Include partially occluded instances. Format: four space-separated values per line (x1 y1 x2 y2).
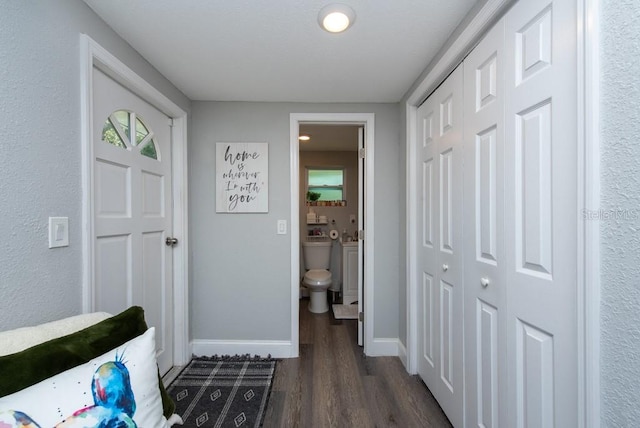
481 277 490 288
442 264 449 272
165 237 178 247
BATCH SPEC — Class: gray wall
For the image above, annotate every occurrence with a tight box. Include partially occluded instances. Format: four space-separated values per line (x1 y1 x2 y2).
0 1 189 330
189 102 401 342
5 2 639 423
600 0 640 426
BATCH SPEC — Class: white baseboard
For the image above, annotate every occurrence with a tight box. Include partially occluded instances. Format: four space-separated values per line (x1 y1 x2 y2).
191 338 402 359
398 340 408 369
366 338 400 357
191 340 294 359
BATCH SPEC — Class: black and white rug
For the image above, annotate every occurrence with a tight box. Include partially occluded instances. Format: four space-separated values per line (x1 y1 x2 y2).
166 357 276 428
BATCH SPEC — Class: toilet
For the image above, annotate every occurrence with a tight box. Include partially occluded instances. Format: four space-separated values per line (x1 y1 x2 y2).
301 237 332 313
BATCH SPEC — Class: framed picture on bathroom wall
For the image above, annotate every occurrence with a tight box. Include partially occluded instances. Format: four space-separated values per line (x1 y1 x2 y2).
216 142 268 213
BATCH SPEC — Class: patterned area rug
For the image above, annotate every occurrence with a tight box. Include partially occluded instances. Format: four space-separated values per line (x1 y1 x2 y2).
166 357 276 427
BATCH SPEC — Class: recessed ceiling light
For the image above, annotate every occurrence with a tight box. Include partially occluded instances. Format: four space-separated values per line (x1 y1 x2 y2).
299 134 311 141
318 4 356 33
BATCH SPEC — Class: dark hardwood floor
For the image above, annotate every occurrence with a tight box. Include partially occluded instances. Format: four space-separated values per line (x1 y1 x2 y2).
261 298 453 427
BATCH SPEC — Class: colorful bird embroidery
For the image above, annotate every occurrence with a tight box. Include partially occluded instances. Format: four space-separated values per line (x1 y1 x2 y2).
0 350 137 428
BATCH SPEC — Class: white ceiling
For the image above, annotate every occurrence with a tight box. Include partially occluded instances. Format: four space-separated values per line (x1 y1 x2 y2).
83 0 478 103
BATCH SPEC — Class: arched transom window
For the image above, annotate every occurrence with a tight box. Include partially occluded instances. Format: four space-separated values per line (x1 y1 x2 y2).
101 110 159 160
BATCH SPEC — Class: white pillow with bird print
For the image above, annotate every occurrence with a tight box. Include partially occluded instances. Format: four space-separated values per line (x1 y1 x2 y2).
0 327 167 427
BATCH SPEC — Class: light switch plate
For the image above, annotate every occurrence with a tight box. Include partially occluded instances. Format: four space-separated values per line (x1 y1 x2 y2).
49 217 69 248
277 219 287 235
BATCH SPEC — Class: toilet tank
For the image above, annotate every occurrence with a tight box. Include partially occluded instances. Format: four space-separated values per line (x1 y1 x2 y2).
302 238 332 270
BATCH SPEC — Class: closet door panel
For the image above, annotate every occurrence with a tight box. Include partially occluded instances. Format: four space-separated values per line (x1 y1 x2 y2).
417 96 440 392
422 272 435 367
477 300 499 427
463 18 506 428
504 0 578 426
435 65 464 428
422 157 434 248
440 148 454 252
516 101 553 276
440 279 454 389
477 127 498 263
417 63 464 428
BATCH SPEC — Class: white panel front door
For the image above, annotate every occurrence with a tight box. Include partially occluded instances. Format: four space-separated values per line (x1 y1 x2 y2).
92 68 174 374
463 18 506 428
416 64 464 428
504 0 578 426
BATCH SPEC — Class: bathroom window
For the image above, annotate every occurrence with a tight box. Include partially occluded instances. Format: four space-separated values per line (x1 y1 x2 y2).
307 168 344 201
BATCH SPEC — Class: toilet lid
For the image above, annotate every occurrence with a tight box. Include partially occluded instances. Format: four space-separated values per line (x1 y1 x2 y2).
304 269 332 286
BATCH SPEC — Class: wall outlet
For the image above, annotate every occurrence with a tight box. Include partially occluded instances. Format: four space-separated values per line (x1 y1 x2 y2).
277 219 287 235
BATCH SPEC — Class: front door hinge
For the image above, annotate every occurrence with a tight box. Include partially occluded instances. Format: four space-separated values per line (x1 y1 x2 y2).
358 312 364 322
168 118 174 127
359 148 365 159
358 230 364 240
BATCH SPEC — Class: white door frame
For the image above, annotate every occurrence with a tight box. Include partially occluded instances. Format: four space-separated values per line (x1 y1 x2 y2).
290 113 375 357
404 0 600 426
79 34 190 367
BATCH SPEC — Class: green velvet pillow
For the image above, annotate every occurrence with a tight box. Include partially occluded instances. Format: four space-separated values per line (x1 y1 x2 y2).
0 306 175 418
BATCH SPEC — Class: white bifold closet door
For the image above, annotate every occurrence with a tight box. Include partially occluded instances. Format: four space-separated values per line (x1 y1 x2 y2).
416 64 464 428
503 0 578 426
417 0 579 426
463 0 579 426
463 17 507 428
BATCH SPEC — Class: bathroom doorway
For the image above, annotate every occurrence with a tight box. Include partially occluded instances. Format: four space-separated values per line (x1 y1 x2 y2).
289 113 374 355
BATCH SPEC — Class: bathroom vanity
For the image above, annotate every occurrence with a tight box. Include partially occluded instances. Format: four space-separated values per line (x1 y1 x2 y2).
340 240 358 305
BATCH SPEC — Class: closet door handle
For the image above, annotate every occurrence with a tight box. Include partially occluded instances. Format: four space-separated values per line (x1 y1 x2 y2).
442 264 449 272
481 277 490 288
